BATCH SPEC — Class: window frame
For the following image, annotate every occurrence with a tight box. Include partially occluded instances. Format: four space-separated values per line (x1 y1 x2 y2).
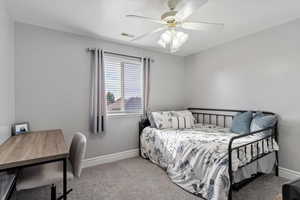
104 55 144 117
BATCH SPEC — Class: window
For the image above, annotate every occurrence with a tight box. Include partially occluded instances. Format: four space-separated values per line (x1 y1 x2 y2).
103 52 143 115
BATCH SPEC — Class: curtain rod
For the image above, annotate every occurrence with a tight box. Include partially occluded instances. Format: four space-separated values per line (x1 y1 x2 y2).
104 51 143 61
87 48 154 62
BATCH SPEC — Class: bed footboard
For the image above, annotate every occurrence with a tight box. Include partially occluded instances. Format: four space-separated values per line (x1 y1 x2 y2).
188 108 278 200
227 124 278 200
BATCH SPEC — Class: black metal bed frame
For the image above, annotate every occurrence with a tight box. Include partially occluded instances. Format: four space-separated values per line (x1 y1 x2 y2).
138 108 279 200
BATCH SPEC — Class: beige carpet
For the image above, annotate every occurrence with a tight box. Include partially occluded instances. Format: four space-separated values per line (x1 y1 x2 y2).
273 194 282 200
17 157 286 200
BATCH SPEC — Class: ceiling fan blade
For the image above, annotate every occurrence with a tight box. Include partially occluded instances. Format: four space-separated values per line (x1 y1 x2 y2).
181 21 224 31
126 15 165 24
175 0 208 21
131 27 167 41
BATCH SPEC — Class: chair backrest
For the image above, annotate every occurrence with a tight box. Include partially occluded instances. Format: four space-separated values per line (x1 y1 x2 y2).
69 132 87 178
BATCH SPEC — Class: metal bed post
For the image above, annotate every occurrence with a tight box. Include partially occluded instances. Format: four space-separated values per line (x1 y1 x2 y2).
275 123 279 176
139 122 142 157
228 138 234 200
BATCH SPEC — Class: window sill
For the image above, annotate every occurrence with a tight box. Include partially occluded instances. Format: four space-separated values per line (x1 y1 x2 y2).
107 113 143 119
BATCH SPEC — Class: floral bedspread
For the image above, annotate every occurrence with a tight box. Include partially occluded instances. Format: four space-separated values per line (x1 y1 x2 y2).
140 124 279 200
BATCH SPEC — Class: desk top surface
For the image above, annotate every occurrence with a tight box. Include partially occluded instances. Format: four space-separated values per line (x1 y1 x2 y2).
0 129 68 170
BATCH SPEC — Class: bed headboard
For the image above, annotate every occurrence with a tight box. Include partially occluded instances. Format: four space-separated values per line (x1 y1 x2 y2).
139 108 277 138
187 107 276 127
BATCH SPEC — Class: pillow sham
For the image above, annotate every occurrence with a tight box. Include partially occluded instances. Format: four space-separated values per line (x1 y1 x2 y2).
170 116 192 129
250 112 277 132
151 111 173 129
146 111 156 128
171 110 195 127
150 110 195 129
230 111 253 134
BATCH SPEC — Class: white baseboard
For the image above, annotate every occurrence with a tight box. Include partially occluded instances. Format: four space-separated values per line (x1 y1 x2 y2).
279 167 300 180
83 148 139 168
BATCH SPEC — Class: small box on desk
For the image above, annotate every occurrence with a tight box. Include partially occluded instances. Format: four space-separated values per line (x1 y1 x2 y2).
11 122 30 136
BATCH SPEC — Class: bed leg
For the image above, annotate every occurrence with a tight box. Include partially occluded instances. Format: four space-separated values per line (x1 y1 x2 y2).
228 187 232 200
275 166 279 177
275 151 279 176
228 139 234 200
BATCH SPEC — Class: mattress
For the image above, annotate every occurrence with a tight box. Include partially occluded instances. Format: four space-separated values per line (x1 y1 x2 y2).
140 124 278 200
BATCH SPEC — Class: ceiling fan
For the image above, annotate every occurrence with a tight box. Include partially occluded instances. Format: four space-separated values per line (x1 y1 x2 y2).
126 0 224 53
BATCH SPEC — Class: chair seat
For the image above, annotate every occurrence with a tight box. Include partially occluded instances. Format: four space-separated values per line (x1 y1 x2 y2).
17 160 74 191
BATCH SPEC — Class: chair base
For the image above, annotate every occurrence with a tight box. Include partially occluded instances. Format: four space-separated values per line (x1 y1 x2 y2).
282 178 300 200
51 184 73 200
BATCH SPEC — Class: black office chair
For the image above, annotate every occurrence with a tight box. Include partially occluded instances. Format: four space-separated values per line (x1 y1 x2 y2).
282 178 300 200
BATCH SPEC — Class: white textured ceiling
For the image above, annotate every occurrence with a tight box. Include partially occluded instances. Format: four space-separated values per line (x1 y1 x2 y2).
7 0 300 56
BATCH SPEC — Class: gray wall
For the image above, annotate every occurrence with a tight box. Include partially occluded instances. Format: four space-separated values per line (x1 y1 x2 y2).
0 0 15 144
185 18 300 172
15 22 185 158
15 18 300 171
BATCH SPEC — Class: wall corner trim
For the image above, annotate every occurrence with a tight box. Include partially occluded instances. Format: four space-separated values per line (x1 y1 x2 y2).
83 149 139 168
279 167 300 180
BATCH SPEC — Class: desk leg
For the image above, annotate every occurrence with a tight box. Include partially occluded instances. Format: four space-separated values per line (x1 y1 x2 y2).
63 158 67 200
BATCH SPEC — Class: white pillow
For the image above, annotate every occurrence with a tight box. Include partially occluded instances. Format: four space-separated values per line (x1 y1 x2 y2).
170 116 192 129
171 117 179 129
184 116 192 128
151 110 195 129
171 110 195 128
151 111 173 129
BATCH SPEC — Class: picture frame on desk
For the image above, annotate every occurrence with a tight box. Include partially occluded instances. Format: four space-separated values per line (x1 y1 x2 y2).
11 122 30 136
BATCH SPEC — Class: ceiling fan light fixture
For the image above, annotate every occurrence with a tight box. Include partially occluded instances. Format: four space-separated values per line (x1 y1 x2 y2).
127 0 221 53
161 30 172 43
158 29 188 53
161 10 178 21
158 39 167 48
173 31 188 47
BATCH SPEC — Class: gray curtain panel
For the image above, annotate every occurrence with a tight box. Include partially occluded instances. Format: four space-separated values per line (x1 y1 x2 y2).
90 49 106 134
143 58 151 116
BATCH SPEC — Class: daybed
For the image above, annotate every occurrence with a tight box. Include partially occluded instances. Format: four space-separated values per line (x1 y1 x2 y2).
139 108 279 200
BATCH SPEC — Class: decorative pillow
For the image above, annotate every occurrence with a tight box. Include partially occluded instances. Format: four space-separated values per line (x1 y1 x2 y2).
151 111 173 129
230 111 253 134
250 112 277 132
183 116 192 128
170 116 192 129
147 111 156 128
170 117 179 129
171 110 195 127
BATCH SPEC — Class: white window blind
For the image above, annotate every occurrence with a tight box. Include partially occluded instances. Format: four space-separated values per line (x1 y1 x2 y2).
103 52 143 115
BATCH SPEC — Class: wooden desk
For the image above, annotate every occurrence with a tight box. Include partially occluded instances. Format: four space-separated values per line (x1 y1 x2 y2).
0 129 69 200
